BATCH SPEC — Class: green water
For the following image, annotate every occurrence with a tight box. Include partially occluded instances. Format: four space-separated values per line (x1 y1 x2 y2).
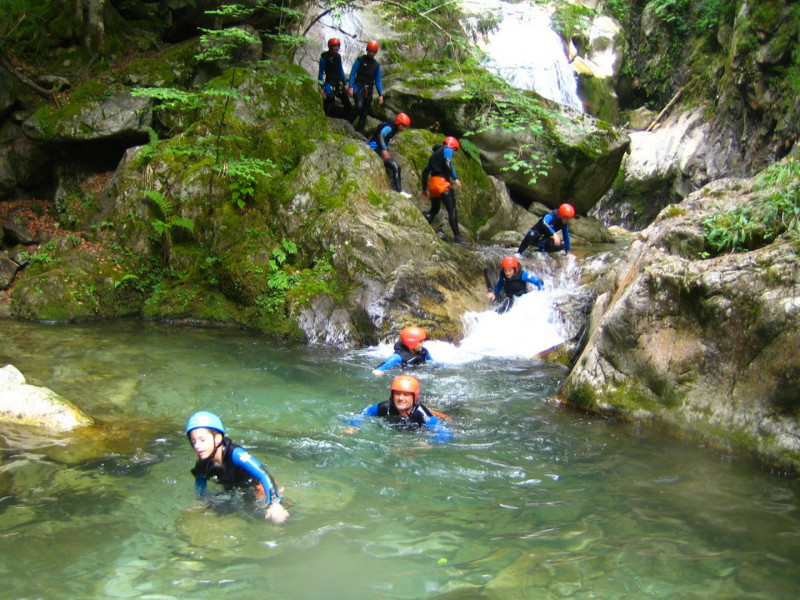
1 319 798 599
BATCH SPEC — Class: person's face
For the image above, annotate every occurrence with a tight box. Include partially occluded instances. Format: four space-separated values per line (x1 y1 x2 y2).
330 43 340 54
397 124 406 131
503 267 516 278
189 428 222 461
367 50 377 58
392 390 415 414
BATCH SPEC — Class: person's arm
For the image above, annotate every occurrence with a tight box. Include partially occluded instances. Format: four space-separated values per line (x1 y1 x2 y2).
421 161 431 193
562 223 571 253
542 213 557 236
376 125 391 151
522 270 544 290
346 403 381 427
372 352 403 375
422 347 434 363
318 56 326 88
375 65 383 98
194 475 208 496
348 58 360 89
338 59 347 87
231 446 281 503
444 147 459 181
425 414 453 444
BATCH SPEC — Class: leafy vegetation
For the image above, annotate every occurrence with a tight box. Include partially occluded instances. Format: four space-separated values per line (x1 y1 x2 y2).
702 157 800 254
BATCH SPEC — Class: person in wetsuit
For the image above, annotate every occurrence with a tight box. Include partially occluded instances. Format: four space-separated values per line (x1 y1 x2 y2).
368 113 411 194
185 411 289 524
349 375 452 443
421 136 467 245
318 37 351 118
486 255 544 313
372 326 433 375
517 203 576 256
348 40 384 133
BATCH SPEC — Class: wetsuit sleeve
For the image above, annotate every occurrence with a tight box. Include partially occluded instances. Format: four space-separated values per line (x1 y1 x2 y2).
522 270 544 290
348 58 360 88
493 275 504 296
375 65 383 95
422 347 434 363
563 223 571 253
318 56 326 87
230 446 282 504
542 213 558 236
347 403 381 427
421 160 432 190
338 59 347 84
376 125 392 151
444 147 458 180
426 415 453 444
375 352 403 372
194 475 208 496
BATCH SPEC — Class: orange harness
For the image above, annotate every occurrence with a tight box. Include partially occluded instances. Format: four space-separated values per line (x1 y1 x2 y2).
427 176 451 198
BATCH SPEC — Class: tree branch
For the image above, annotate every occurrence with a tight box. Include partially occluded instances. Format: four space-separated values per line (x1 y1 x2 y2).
0 52 55 99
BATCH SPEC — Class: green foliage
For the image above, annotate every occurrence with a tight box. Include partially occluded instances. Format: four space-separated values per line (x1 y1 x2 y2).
215 157 276 209
702 158 800 254
551 1 595 41
693 0 735 35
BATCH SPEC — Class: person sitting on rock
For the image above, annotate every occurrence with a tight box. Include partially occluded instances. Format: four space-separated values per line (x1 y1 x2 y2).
372 326 432 375
486 255 544 313
517 203 575 256
367 112 411 196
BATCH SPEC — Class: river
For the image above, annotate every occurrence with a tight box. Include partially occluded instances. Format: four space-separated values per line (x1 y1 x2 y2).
1 300 799 598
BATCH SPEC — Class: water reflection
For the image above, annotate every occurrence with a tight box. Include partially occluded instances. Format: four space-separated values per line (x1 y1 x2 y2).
1 319 799 599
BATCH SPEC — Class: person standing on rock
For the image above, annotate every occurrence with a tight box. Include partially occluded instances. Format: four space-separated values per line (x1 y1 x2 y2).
421 136 468 246
318 38 351 118
517 203 575 256
348 40 384 133
368 112 411 195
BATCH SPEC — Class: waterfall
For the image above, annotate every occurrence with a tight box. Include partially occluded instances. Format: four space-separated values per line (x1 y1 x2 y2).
464 1 584 111
361 258 581 365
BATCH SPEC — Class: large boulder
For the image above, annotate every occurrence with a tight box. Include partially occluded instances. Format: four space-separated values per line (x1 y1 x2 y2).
561 176 800 467
381 63 630 214
0 364 94 430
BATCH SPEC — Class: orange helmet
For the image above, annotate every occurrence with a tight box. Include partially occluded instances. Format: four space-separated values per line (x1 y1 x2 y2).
443 136 460 150
400 326 427 350
394 112 411 127
390 375 420 403
501 255 519 270
366 40 380 53
327 38 341 49
558 203 575 219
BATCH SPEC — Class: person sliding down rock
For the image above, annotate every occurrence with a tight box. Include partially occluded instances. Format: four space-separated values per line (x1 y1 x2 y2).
517 203 576 256
486 255 544 313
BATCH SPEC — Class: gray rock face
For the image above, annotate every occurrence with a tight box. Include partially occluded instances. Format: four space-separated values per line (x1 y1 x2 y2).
563 177 800 466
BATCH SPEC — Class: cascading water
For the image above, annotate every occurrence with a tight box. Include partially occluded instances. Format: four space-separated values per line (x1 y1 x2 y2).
362 256 582 365
463 0 584 110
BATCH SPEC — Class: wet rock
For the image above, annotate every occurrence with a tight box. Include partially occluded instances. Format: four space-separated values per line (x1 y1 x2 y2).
0 364 94 430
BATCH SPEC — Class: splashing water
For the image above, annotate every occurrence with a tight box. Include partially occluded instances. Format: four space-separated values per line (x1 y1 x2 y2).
363 256 582 366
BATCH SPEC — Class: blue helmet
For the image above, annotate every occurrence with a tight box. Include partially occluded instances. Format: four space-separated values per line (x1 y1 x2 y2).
185 411 225 436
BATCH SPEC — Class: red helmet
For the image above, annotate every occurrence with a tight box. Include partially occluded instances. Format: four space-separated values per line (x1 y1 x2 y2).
390 375 420 403
558 203 576 219
366 40 380 53
327 38 341 49
443 136 460 150
400 326 427 350
501 256 519 270
394 113 411 127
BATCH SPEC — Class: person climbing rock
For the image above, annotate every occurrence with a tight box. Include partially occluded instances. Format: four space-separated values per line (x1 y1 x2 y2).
368 112 411 195
517 203 576 256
